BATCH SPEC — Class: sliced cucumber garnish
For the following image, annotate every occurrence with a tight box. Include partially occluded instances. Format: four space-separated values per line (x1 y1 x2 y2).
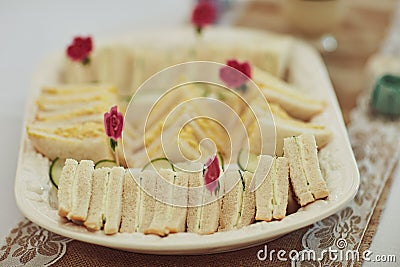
49 157 65 189
217 152 225 171
95 159 117 169
142 158 175 172
237 149 258 173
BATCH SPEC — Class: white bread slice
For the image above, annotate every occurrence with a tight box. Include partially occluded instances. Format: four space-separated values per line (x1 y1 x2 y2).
137 170 157 232
61 57 96 83
271 157 289 219
68 160 94 221
296 134 329 199
120 169 139 233
283 134 328 206
41 84 116 95
37 100 109 112
104 167 125 235
30 114 104 126
254 155 273 221
252 67 325 121
37 90 113 107
187 171 220 235
236 171 256 228
219 171 242 230
166 170 189 233
247 103 332 156
84 167 110 231
57 159 78 217
255 156 289 221
35 103 111 122
27 123 113 162
95 45 134 97
144 169 175 236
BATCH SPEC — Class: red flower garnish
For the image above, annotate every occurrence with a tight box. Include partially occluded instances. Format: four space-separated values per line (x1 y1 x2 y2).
219 59 252 89
204 155 221 194
104 106 124 142
191 1 216 34
66 36 93 64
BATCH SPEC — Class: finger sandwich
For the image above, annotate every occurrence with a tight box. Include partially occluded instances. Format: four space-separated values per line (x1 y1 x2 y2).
219 170 255 230
283 134 329 206
254 155 289 221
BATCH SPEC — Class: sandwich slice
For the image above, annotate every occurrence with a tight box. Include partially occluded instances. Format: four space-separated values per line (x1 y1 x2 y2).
37 89 112 107
124 112 201 168
95 45 134 96
120 169 140 233
144 169 175 236
67 160 94 221
84 167 110 231
255 155 289 221
236 171 256 228
57 158 78 217
246 102 332 156
219 170 241 230
27 83 118 163
27 122 114 162
220 170 255 230
252 67 325 121
41 84 117 95
187 171 220 235
165 170 189 233
35 102 110 122
283 134 329 206
136 170 157 233
104 167 125 235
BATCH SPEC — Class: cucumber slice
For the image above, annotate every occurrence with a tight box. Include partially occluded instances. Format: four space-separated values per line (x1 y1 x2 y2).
95 159 117 169
49 157 65 189
237 149 258 173
217 152 225 171
142 158 175 172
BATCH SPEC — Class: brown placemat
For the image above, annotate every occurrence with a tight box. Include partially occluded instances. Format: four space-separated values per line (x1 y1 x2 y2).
235 0 398 122
53 227 309 267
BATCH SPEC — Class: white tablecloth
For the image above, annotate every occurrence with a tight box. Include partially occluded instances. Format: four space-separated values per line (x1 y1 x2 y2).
0 0 398 262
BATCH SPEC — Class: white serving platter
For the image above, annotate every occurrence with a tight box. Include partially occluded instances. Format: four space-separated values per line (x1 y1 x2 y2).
14 27 359 255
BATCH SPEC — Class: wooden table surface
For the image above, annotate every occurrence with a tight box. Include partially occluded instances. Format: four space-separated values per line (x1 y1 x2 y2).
235 0 398 122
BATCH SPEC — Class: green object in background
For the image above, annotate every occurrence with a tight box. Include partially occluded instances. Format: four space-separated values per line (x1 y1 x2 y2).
371 74 400 115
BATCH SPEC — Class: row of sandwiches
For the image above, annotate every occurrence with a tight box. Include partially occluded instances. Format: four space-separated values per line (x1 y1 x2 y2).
57 133 329 236
27 50 331 167
61 28 293 97
123 65 332 168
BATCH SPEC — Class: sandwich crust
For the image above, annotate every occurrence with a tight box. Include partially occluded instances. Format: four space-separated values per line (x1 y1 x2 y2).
236 171 256 228
104 167 124 235
284 134 328 206
84 167 110 231
187 171 220 235
144 169 175 237
120 170 139 233
57 159 78 218
166 171 189 233
68 160 94 221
